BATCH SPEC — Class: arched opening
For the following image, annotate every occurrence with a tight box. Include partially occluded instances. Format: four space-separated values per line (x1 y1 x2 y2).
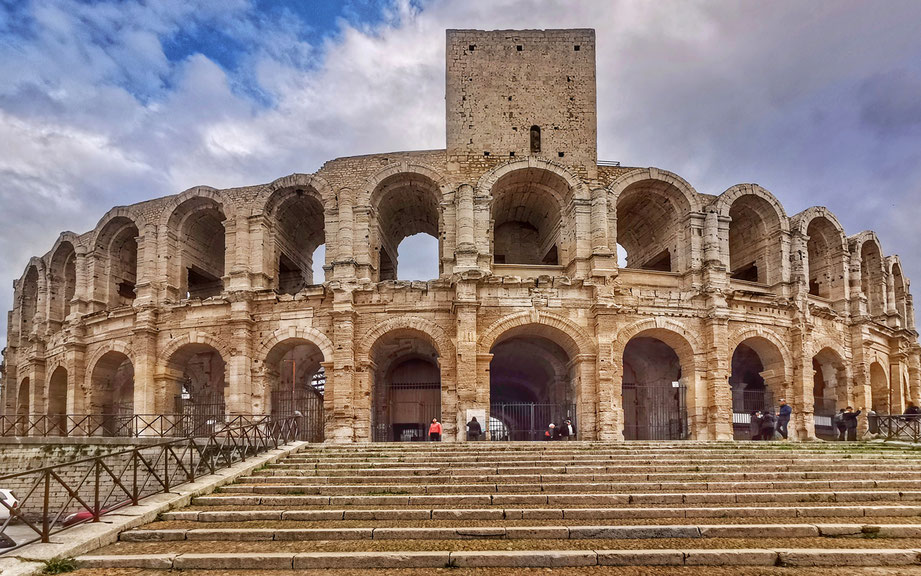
729 338 785 439
90 352 134 436
812 347 846 440
95 217 139 308
728 195 782 284
622 337 688 440
530 125 541 153
370 330 441 442
165 343 226 434
16 378 30 435
860 241 886 317
394 234 439 281
48 242 77 324
488 332 575 441
806 217 845 300
269 190 325 294
615 180 692 273
263 338 325 441
491 168 569 266
372 173 441 282
870 361 889 414
47 367 68 435
19 266 39 340
169 198 226 299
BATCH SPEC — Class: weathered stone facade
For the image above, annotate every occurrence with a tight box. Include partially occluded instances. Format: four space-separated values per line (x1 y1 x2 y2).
2 29 919 442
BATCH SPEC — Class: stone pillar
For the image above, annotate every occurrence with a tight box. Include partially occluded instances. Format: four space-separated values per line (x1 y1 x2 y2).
790 324 814 440
131 310 159 417
225 215 250 292
890 353 907 414
455 185 477 271
909 345 921 406
593 307 619 441
885 264 900 328
134 222 158 307
473 192 493 272
70 245 91 318
704 316 732 440
588 188 616 276
571 354 598 440
226 300 255 417
477 353 493 438
247 215 273 290
330 295 357 442
333 188 358 280
454 279 481 441
353 205 373 281
847 244 865 318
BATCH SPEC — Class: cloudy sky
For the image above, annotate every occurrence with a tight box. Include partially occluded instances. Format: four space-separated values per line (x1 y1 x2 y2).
1 0 921 352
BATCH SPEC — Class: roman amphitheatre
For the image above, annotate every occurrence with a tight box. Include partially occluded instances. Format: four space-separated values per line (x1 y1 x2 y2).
2 28 918 445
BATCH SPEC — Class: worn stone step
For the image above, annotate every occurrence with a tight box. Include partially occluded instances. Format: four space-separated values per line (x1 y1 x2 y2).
76 547 921 569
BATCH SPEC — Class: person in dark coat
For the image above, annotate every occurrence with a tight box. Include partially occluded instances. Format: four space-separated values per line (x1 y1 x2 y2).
544 423 556 441
834 409 847 441
559 419 574 440
749 411 763 441
905 402 921 420
776 399 792 439
466 417 482 441
842 406 862 441
760 411 776 440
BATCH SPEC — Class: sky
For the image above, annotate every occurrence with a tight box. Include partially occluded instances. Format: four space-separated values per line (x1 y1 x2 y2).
1 0 921 353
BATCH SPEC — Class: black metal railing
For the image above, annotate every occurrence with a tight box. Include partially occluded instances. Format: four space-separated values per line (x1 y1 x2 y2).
488 403 576 441
875 415 921 443
0 416 300 552
623 384 688 440
0 414 271 438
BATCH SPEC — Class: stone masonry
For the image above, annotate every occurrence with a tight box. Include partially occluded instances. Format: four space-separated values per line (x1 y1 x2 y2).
2 29 919 443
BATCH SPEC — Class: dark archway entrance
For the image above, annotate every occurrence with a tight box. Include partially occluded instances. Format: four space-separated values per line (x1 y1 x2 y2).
488 335 575 441
622 337 688 440
263 338 325 442
371 331 441 442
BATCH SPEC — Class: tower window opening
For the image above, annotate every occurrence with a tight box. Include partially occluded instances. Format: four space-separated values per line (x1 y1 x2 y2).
574 45 580 51
530 125 541 154
516 45 523 51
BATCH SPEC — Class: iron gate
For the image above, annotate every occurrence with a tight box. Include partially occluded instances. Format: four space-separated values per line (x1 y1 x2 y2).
271 388 325 442
372 382 441 442
813 396 838 440
731 387 774 440
174 394 226 437
623 384 688 440
488 403 577 441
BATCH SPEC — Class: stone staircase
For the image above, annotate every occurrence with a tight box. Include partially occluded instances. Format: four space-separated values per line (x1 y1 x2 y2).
75 442 921 570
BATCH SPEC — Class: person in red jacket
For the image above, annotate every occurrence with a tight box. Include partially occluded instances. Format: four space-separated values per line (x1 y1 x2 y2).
428 418 442 441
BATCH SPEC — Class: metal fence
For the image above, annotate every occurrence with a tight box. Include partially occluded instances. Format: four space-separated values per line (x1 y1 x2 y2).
372 382 441 442
0 416 300 552
875 415 921 443
488 403 576 441
0 414 271 438
271 389 325 443
731 388 773 440
623 384 688 440
813 397 838 440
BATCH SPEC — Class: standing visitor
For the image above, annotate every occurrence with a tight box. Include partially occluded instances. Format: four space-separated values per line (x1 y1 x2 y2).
905 402 921 420
842 406 862 441
760 411 776 440
776 399 792 439
429 418 442 441
834 409 847 441
749 410 763 441
544 423 556 441
466 417 482 441
560 418 575 440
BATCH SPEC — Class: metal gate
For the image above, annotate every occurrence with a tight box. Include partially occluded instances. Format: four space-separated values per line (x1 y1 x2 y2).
271 388 325 442
623 384 688 440
372 382 441 442
813 396 838 440
731 387 774 440
174 394 225 437
488 403 576 441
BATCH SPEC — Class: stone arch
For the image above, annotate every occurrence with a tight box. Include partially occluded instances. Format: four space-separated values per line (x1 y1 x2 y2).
87 349 135 423
259 337 328 417
254 327 333 417
46 366 68 432
888 256 909 325
262 180 328 291
16 260 44 341
850 231 887 317
359 317 455 360
614 319 701 440
811 343 849 438
360 163 448 281
92 212 141 308
260 173 335 215
164 189 230 299
607 168 703 273
793 207 848 300
158 335 230 417
158 333 233 373
84 341 136 386
256 327 334 367
476 157 587 201
727 328 791 438
46 237 77 324
715 184 789 285
478 311 595 359
869 360 890 413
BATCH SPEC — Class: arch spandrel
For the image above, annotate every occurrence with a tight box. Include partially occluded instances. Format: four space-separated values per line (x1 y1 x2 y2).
358 162 451 208
606 167 703 214
727 326 793 376
157 333 233 374
357 316 455 361
84 341 136 385
475 157 588 201
477 311 596 359
91 207 145 250
612 318 702 372
791 207 848 250
712 184 789 231
255 328 335 368
259 173 335 216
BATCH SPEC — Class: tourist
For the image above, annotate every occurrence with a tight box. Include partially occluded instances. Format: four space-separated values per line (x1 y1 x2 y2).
760 411 776 440
749 410 763 441
560 418 575 440
544 423 556 441
834 409 847 441
428 418 442 441
905 402 921 421
776 399 792 439
466 416 482 441
842 406 862 441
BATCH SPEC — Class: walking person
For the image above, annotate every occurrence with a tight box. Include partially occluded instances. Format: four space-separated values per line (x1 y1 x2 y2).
544 423 556 441
428 418 442 441
842 406 862 441
560 418 575 440
776 398 792 440
749 410 763 441
760 411 776 441
466 416 482 441
834 409 847 441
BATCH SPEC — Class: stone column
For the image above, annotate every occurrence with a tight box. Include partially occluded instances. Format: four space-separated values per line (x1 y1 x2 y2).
704 316 732 440
454 279 481 441
571 354 598 440
330 294 357 442
333 188 358 280
352 205 373 281
131 309 159 418
909 345 921 406
847 243 865 318
226 300 255 417
134 222 158 307
890 353 907 414
248 215 273 290
455 185 478 272
226 215 250 292
477 353 494 438
588 188 616 277
593 306 619 441
790 324 814 440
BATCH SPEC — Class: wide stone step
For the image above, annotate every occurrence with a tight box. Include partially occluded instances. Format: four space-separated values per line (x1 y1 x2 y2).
76 547 921 569
119 523 921 542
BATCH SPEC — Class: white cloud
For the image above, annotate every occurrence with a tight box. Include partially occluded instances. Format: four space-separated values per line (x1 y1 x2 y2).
2 0 921 355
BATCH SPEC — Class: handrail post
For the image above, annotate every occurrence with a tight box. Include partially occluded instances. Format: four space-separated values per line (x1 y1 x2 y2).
132 450 139 505
41 471 50 543
93 458 101 522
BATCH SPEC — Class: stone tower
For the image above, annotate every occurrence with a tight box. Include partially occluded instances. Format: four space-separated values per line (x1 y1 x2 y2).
445 29 597 177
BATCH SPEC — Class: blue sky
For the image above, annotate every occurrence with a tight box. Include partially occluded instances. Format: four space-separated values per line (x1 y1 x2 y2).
1 0 921 354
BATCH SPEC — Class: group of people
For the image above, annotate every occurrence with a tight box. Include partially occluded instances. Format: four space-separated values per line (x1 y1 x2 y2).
748 398 793 440
544 419 576 441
